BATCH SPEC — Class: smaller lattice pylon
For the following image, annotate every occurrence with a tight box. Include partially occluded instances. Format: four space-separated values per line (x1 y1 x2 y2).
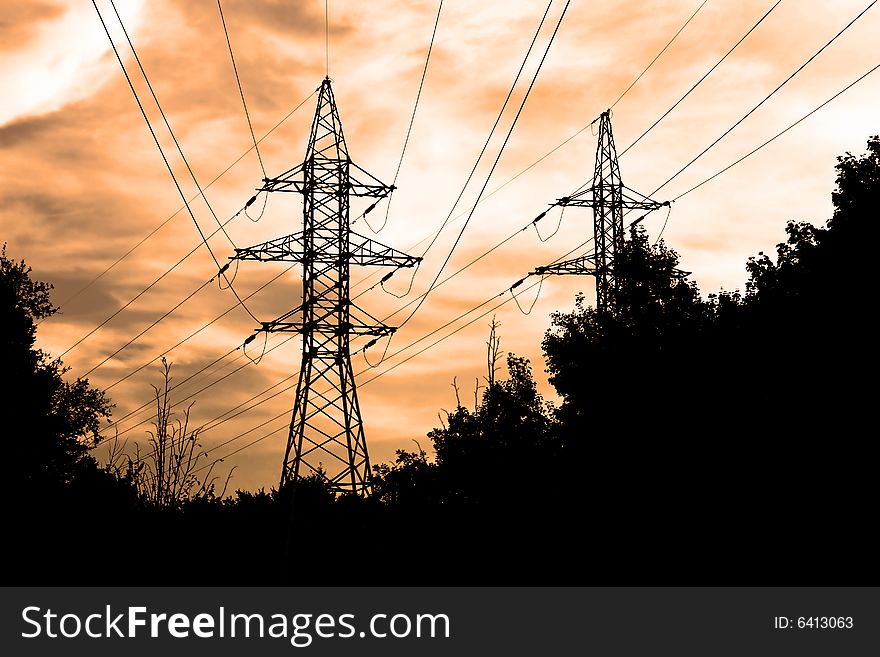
533 110 668 311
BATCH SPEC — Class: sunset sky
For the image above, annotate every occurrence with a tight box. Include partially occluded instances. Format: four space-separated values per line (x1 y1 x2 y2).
2 0 878 491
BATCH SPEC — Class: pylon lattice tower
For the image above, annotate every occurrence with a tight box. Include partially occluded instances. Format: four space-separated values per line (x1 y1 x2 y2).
535 110 668 311
233 78 420 494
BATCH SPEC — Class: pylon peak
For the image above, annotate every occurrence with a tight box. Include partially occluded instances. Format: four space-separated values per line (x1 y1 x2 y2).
535 111 666 311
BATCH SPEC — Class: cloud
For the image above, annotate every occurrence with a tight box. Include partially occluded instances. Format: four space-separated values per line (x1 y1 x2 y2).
0 0 146 125
0 1 65 48
220 0 340 37
4 0 880 490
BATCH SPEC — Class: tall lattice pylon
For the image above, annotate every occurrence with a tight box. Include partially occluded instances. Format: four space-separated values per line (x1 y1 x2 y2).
232 78 420 494
535 110 668 310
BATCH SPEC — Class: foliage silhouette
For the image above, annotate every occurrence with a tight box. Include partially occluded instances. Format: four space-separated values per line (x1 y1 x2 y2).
2 245 112 491
106 358 233 508
2 245 140 581
538 136 879 573
5 135 879 584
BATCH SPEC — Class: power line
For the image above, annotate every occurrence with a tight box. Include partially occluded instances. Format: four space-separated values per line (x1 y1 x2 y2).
672 59 880 201
97 25 821 423
193 261 566 471
374 0 444 233
461 1 712 214
82 275 213 379
563 0 784 202
104 97 666 449
79 0 332 378
362 278 544 389
402 0 554 279
79 0 782 373
96 257 418 445
193 415 289 476
95 0 259 325
618 0 782 159
192 246 548 440
98 234 505 444
101 268 407 442
186 214 599 463
197 373 297 438
183 55 880 471
358 0 710 296
93 0 436 408
58 211 237 359
217 0 266 178
103 266 293 392
97 316 301 443
98 203 561 450
192 276 547 470
43 91 314 321
383 58 880 381
190 191 686 467
87 5 558 456
101 346 261 443
359 0 711 295
108 0 236 249
95 2 872 467
134 61 847 468
83 262 290 384
610 0 712 110
393 0 442 183
325 0 330 78
651 0 878 195
342 0 716 299
398 0 570 329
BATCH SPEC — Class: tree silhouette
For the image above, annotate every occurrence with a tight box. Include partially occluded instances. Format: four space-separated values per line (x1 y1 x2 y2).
373 319 555 508
429 354 555 503
536 136 880 577
542 226 715 442
5 136 878 585
1 245 112 492
735 135 878 434
3 245 142 582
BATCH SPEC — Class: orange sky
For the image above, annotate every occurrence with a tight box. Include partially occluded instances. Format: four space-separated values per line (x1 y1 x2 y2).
2 0 878 492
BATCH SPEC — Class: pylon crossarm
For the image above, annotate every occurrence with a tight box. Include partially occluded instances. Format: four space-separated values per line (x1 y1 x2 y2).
621 184 668 211
267 320 394 336
555 187 667 213
555 187 595 208
232 232 306 262
255 288 394 335
349 301 396 335
533 254 598 276
350 233 422 267
348 162 395 198
232 232 419 267
260 163 307 193
263 176 393 198
249 303 304 334
260 161 394 199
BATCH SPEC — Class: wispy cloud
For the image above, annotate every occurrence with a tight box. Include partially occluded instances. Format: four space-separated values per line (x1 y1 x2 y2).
2 0 878 489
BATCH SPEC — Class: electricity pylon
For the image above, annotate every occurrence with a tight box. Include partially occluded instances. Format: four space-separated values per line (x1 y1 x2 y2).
534 110 668 311
232 78 420 494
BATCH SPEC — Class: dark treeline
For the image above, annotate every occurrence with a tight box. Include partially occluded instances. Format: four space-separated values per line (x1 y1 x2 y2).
5 136 877 584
